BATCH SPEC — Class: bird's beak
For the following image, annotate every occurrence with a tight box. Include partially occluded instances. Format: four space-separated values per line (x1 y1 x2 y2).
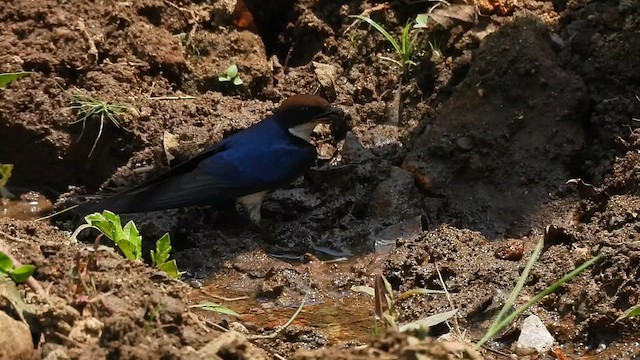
313 106 344 124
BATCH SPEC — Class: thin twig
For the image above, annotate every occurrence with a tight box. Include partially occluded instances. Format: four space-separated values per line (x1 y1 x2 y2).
148 95 196 100
435 263 463 338
248 297 306 340
0 230 30 244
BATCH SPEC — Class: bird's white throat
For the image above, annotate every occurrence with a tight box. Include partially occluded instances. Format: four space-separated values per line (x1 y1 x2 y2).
288 121 321 142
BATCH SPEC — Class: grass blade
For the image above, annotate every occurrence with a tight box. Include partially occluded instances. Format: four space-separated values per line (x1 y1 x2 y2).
349 15 401 55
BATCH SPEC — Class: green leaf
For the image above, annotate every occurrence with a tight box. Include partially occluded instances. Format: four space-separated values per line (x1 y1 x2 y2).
627 305 640 318
226 64 238 78
121 221 142 259
117 239 137 260
351 285 375 297
0 252 14 273
398 287 446 300
0 164 13 188
232 77 243 86
190 301 240 317
399 309 458 332
85 211 119 241
155 234 172 265
0 71 32 87
349 15 401 56
157 260 180 279
617 304 640 322
218 75 230 82
9 265 35 283
414 14 431 28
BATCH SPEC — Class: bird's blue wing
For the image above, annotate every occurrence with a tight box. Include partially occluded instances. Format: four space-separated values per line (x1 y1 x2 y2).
78 128 317 214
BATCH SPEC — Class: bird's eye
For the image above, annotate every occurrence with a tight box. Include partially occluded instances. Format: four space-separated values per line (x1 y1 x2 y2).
300 106 308 112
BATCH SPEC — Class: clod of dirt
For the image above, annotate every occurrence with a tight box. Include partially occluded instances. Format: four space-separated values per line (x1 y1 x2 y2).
404 18 588 239
494 239 525 261
198 330 269 360
0 310 35 360
291 331 481 360
186 30 271 95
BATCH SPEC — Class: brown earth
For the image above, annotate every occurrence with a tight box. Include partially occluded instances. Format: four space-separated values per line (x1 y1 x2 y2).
1 0 639 359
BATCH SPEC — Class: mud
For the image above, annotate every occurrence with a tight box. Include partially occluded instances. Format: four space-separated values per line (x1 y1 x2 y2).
1 0 639 359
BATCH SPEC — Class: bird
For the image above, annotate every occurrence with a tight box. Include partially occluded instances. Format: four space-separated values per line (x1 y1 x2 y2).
74 94 344 224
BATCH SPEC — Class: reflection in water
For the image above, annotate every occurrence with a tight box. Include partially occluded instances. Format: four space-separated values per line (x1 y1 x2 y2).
0 190 53 220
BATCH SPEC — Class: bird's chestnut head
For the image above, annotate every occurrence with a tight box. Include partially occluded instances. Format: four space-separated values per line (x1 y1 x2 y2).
274 94 344 141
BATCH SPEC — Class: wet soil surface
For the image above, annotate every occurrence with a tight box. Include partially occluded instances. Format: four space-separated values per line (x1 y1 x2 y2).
1 0 639 359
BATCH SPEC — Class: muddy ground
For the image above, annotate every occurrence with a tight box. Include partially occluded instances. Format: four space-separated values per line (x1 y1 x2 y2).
1 0 639 359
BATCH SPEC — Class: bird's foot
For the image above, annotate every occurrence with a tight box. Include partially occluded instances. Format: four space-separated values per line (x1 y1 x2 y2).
250 221 279 244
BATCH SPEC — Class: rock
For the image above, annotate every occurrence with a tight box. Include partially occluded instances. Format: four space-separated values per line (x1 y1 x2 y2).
0 310 35 360
516 314 555 355
198 330 269 360
341 132 376 164
368 167 421 222
68 317 103 345
372 215 424 253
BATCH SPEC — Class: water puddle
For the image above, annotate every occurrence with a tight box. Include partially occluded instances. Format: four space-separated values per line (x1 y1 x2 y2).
0 188 53 220
187 252 385 344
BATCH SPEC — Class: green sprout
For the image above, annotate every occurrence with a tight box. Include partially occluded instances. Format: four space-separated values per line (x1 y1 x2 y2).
218 64 243 86
0 251 36 284
0 71 32 87
71 210 180 278
68 92 133 157
349 15 419 72
617 304 640 321
173 32 201 57
352 275 454 335
0 164 14 199
474 236 603 350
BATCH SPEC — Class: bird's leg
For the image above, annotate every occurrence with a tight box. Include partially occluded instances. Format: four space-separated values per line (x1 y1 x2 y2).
237 191 278 242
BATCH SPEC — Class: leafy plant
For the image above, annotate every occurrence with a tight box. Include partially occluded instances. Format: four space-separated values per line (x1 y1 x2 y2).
71 210 180 278
474 236 603 350
348 15 418 72
0 71 32 87
189 301 240 317
0 164 14 199
0 251 36 283
352 275 454 334
68 91 133 157
150 234 180 279
218 64 243 86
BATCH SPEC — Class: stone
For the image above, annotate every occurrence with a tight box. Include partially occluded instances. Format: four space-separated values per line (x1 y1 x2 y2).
0 310 35 360
516 314 555 355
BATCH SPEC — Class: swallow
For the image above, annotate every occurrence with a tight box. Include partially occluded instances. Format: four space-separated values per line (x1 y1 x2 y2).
76 94 344 223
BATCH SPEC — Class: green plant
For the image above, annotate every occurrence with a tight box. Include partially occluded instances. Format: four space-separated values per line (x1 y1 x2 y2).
352 275 454 334
349 15 418 72
71 210 180 278
173 32 201 57
150 234 180 278
218 64 243 86
0 251 36 283
0 71 32 87
0 164 14 199
189 302 240 317
474 237 603 350
68 91 133 157
617 304 640 321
